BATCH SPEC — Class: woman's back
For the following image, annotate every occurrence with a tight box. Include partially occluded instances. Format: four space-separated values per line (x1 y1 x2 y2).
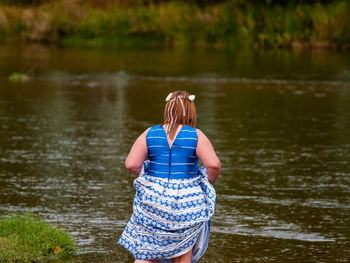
146 125 199 179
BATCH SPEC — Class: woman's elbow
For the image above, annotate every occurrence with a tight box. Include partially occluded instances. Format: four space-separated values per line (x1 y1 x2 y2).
217 160 221 173
207 159 221 172
125 160 139 173
205 159 221 184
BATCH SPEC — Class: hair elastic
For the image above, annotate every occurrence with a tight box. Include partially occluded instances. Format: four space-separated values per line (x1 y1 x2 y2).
188 95 195 101
165 93 173 102
165 93 195 102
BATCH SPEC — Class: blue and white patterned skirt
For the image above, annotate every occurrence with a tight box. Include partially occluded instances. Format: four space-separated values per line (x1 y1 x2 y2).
118 163 216 262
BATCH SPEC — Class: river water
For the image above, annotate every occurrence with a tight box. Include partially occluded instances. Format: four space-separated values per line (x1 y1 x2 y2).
0 44 349 262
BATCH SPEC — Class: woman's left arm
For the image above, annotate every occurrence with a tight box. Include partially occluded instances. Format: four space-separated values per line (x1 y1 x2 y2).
125 128 150 175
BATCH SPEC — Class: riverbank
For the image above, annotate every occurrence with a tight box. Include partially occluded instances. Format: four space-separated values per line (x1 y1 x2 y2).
0 0 349 49
0 212 78 262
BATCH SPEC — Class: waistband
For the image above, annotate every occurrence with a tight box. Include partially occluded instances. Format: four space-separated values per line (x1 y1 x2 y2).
147 171 199 179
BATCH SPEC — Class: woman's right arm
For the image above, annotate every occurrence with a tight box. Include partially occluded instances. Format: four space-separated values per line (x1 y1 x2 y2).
196 129 221 184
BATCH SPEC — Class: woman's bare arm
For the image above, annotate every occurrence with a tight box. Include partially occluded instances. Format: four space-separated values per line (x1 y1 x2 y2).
125 128 150 175
196 129 221 184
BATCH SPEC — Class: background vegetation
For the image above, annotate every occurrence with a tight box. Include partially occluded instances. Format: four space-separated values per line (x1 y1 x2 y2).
0 0 349 49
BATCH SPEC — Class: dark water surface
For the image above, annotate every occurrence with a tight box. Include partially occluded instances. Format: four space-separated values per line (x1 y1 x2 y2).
0 44 350 262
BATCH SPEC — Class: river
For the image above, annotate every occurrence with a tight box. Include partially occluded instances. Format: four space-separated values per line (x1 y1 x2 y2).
0 44 349 262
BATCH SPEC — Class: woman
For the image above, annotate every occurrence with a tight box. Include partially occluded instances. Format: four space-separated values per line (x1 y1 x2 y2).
119 91 221 263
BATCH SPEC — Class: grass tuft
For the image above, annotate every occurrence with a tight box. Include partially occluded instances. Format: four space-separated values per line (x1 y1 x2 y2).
0 212 78 262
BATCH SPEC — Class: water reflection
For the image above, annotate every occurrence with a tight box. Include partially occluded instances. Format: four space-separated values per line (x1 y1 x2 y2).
0 44 349 262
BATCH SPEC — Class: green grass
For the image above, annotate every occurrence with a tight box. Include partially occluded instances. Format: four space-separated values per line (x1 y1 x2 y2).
0 212 78 262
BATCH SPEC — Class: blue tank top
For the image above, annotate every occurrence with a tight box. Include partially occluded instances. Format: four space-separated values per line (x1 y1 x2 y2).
146 124 199 179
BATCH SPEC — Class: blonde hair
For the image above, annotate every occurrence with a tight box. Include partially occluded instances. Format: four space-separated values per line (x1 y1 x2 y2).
163 91 196 140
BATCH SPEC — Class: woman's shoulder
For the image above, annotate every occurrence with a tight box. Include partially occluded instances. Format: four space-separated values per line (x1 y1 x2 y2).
137 127 151 139
195 128 204 137
196 129 211 141
148 124 162 132
145 125 163 137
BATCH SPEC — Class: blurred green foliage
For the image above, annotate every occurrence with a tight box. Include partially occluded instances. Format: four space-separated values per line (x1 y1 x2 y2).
0 0 349 49
0 0 342 7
